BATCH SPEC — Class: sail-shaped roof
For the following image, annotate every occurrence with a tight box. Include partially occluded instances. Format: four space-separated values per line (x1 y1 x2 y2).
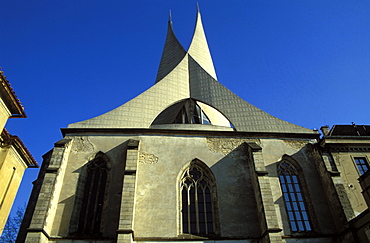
68 9 315 134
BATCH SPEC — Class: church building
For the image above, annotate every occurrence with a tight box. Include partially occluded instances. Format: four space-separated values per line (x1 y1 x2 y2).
18 8 370 243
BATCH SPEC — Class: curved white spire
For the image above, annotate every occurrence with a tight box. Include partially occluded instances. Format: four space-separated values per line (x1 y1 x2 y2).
68 7 316 135
188 9 217 80
155 18 187 83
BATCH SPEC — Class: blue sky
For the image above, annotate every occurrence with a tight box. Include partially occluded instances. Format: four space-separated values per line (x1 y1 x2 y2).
2 1 370 216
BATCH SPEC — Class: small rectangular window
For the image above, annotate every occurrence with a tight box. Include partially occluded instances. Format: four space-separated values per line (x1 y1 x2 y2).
354 157 369 175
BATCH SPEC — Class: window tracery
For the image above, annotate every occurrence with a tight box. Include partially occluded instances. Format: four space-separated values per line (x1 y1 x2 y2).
77 152 109 235
278 160 312 232
180 160 216 235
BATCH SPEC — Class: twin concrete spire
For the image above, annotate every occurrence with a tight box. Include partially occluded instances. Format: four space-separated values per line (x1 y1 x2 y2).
68 8 315 135
156 9 217 83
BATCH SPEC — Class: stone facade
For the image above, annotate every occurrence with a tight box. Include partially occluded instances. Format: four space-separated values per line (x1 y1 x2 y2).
17 9 370 243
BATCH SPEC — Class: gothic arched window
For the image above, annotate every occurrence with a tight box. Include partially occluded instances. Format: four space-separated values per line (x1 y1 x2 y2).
180 160 217 235
77 152 109 235
278 160 312 232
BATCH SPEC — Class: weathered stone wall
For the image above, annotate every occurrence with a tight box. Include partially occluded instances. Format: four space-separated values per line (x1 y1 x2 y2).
21 134 341 242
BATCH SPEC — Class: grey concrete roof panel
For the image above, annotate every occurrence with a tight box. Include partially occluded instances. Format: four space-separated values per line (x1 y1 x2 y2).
155 21 187 83
68 10 316 135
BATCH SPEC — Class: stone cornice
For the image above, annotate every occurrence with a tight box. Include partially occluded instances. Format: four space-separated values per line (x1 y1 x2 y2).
61 127 319 140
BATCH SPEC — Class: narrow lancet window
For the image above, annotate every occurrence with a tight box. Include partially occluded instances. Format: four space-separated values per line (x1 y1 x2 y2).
278 160 312 232
180 160 216 235
77 152 109 235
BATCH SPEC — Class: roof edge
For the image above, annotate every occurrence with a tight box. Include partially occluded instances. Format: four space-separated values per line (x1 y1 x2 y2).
61 127 319 140
0 71 27 118
1 129 38 167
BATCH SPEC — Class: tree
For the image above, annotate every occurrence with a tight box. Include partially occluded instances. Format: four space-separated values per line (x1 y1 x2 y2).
0 206 25 243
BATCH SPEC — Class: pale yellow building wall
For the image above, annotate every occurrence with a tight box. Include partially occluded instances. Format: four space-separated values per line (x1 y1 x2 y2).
0 98 11 132
0 146 28 233
0 96 18 234
331 152 369 218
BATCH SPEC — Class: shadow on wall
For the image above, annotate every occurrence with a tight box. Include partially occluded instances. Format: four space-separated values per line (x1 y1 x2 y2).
58 141 128 238
210 143 263 239
265 144 341 236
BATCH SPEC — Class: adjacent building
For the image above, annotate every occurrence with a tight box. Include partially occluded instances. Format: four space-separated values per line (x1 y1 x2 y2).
320 124 370 242
17 9 370 243
0 71 37 234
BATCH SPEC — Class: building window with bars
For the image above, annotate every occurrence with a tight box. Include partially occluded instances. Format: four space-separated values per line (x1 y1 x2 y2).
354 157 369 175
278 160 312 232
180 159 217 235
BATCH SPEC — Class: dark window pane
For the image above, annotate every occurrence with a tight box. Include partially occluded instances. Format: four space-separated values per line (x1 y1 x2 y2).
199 222 206 233
290 193 296 201
295 184 301 192
205 188 211 200
283 193 290 202
183 213 188 222
207 222 214 234
297 193 302 201
182 188 188 207
190 203 196 212
292 175 298 183
190 213 196 222
199 212 205 222
288 184 294 192
295 211 301 220
206 202 212 212
290 221 297 232
198 202 205 213
183 222 189 233
297 221 304 231
302 211 308 220
282 184 287 192
304 221 311 231
286 202 292 211
190 223 196 234
206 212 213 220
292 202 298 211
